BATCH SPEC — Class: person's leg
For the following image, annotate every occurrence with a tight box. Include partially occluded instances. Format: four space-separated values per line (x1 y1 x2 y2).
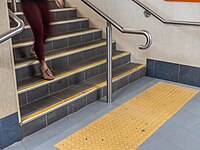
21 2 54 80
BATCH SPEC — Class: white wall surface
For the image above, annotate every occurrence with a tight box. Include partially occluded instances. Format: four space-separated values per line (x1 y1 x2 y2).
66 0 200 67
0 0 19 119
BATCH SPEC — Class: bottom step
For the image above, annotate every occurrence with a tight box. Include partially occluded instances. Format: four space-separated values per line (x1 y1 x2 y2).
20 63 146 137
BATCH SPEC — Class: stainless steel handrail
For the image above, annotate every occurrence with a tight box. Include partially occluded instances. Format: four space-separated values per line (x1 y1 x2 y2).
132 0 200 26
0 9 24 44
11 0 17 12
81 0 152 103
82 0 152 50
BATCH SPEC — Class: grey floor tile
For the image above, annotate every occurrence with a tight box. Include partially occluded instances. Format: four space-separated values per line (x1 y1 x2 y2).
138 137 182 150
187 123 200 137
165 129 200 150
157 119 188 137
169 110 200 128
4 141 26 150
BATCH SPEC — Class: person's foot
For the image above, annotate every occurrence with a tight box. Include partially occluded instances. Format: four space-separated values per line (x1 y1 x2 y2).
40 60 55 80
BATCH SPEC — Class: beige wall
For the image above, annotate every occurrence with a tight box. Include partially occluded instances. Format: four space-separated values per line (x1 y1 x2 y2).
0 0 19 119
66 0 200 67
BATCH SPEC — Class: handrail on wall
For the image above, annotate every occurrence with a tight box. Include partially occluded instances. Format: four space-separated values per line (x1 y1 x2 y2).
82 0 152 50
0 9 24 44
132 0 200 26
81 0 152 103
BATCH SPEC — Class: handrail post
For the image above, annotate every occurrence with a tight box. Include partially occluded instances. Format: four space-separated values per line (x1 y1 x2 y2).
106 22 112 103
11 0 17 12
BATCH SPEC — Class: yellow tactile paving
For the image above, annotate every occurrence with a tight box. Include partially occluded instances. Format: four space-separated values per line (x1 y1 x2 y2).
55 82 199 150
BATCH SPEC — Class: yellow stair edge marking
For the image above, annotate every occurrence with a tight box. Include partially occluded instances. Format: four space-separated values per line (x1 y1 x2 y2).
21 64 144 123
55 82 199 150
15 41 106 68
18 52 129 93
14 29 101 48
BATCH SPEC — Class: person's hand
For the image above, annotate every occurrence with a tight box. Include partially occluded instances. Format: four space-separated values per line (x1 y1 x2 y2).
55 0 64 8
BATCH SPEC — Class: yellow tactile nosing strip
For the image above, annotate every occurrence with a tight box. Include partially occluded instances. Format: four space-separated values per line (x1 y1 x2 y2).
22 18 89 30
13 29 102 48
55 82 199 150
18 52 129 94
21 64 145 124
15 40 114 69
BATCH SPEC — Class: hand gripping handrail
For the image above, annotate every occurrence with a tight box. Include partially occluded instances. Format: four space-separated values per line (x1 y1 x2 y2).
132 0 200 26
81 0 152 50
0 9 24 44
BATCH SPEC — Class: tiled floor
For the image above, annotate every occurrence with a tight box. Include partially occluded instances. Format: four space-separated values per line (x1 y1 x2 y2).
4 77 200 150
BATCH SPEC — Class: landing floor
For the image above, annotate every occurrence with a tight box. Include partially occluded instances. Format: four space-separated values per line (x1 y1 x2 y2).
5 77 200 150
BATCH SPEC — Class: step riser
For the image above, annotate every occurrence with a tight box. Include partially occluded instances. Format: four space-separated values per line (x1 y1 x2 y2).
14 31 102 60
16 43 116 82
18 54 130 106
12 20 89 42
11 9 77 27
21 66 146 137
8 1 59 12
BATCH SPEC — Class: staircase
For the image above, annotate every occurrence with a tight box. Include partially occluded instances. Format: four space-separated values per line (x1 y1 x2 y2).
9 0 145 137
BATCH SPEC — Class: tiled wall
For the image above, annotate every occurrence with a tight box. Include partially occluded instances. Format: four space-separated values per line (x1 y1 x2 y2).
0 113 21 149
147 59 200 87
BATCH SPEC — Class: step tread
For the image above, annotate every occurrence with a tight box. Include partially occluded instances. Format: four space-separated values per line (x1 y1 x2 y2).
21 63 144 123
13 17 89 30
14 7 77 16
17 51 130 93
13 28 102 47
15 39 107 69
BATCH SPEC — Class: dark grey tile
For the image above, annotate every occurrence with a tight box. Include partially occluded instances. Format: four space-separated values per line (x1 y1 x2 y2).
98 64 106 74
68 22 80 32
20 104 38 117
22 116 46 137
81 20 89 29
155 60 179 82
68 97 87 114
21 29 33 39
67 10 76 19
19 93 27 106
14 46 32 60
83 48 96 59
82 33 94 43
96 45 107 55
146 59 155 77
45 42 53 51
52 23 68 34
85 66 98 80
87 89 102 105
138 67 146 77
117 76 129 89
16 63 40 81
52 38 68 50
68 36 81 46
94 31 102 40
68 52 83 65
129 70 139 82
27 85 49 103
52 88 79 100
51 56 68 70
69 72 85 86
49 78 69 94
47 104 69 125
179 65 200 87
31 96 61 110
0 113 21 149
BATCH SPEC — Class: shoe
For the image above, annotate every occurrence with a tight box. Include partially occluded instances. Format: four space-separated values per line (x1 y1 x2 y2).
40 67 55 80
